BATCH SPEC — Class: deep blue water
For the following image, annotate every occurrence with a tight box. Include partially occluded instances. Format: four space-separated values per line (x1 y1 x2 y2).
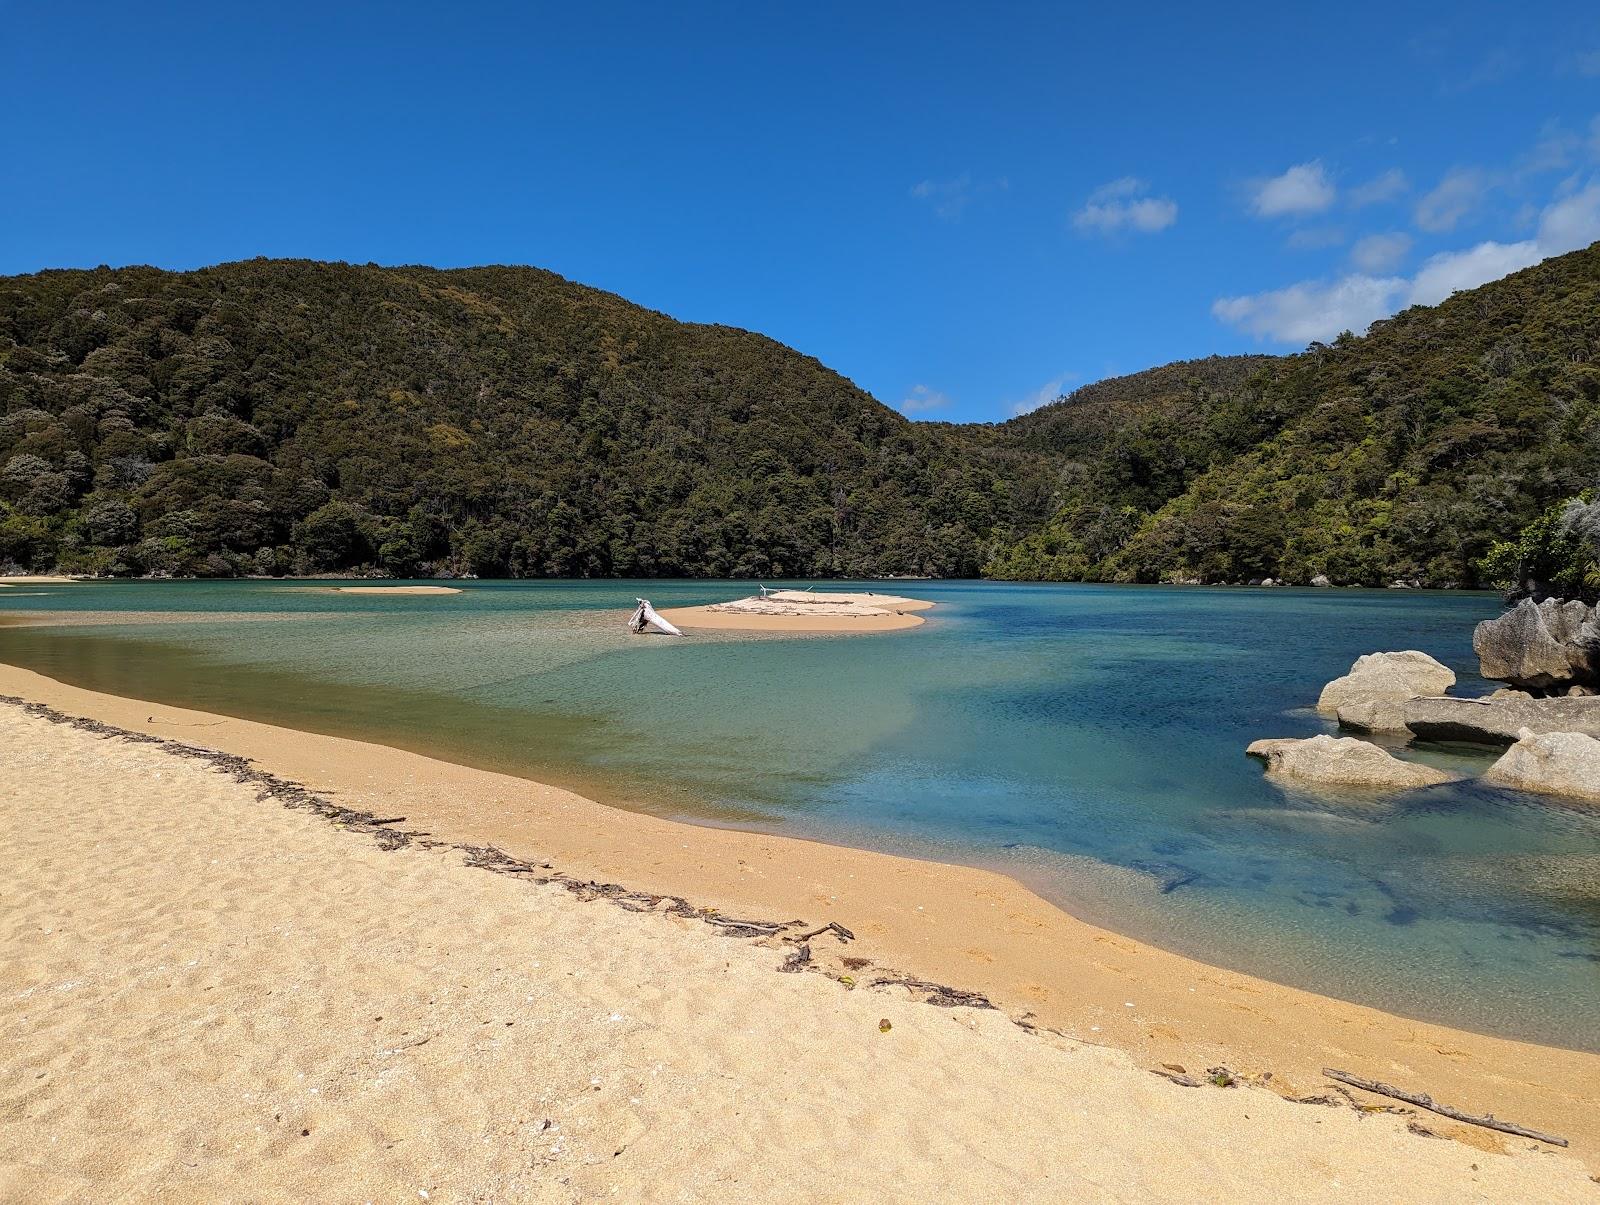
1 578 1596 1049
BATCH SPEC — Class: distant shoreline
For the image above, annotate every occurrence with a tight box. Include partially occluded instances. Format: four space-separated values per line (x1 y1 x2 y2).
1 659 1595 1172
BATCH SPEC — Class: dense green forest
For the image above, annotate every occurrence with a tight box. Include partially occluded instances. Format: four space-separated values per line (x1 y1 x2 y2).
0 260 1052 578
992 244 1600 586
0 248 1596 584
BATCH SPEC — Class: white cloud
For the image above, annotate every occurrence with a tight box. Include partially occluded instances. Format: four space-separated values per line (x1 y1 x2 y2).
898 384 953 415
1537 179 1600 251
1348 169 1409 208
1212 275 1407 344
1086 176 1148 202
909 174 1007 221
1407 240 1541 306
1250 161 1336 218
1350 231 1413 273
1072 178 1178 235
1009 373 1078 417
1214 179 1600 345
1414 167 1489 232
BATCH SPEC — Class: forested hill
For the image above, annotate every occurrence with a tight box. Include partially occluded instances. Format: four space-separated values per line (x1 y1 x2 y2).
989 243 1600 587
1 248 1597 584
0 260 1053 578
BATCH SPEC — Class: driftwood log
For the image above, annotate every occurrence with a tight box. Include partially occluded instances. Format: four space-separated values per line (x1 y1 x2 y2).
1322 1069 1568 1147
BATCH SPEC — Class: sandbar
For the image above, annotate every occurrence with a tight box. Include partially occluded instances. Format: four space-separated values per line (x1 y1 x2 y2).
661 589 935 633
335 585 462 595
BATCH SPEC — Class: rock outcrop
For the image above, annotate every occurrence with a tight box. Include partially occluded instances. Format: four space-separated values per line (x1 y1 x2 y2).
1403 693 1600 746
1318 651 1456 732
1246 736 1459 789
1473 598 1600 695
1484 729 1600 803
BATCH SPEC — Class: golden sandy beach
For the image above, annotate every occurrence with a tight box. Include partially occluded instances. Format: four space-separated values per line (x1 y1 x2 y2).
2 665 1597 1201
2 700 1594 1202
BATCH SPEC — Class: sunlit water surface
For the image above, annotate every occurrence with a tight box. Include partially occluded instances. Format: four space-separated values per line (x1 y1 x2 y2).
2 579 1596 1049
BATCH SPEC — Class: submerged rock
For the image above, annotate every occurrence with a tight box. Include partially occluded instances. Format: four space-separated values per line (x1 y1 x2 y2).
1246 736 1458 789
1318 651 1456 732
1484 729 1600 803
1403 693 1600 746
1473 598 1600 695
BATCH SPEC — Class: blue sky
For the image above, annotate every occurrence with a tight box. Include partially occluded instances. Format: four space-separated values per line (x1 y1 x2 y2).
3 2 1599 423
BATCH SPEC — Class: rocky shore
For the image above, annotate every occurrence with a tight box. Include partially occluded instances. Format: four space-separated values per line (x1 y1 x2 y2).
1248 595 1600 806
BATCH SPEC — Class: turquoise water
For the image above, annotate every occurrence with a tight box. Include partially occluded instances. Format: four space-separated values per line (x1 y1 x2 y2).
2 579 1596 1049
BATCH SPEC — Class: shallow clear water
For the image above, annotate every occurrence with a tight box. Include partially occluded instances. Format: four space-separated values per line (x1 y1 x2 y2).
2 578 1596 1049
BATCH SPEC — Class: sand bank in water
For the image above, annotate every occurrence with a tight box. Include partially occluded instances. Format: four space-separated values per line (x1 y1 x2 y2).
336 584 462 595
661 588 935 633
1 702 1592 1200
0 576 82 586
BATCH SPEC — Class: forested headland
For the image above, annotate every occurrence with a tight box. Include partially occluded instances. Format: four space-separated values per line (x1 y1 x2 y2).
1 247 1596 586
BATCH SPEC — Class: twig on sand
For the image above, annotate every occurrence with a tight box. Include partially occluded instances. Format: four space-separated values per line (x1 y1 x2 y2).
870 974 995 1010
1149 1069 1201 1088
1322 1069 1568 1148
790 921 855 944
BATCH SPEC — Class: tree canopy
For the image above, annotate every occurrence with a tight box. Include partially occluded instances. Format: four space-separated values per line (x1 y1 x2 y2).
2 247 1597 584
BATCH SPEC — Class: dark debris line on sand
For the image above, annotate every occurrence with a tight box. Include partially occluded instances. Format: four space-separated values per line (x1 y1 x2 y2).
0 694 993 1015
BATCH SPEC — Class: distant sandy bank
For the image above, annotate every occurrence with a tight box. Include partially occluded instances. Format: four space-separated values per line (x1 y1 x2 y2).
0 575 83 586
2 692 1594 1199
0 661 1595 1191
335 584 462 595
661 589 935 633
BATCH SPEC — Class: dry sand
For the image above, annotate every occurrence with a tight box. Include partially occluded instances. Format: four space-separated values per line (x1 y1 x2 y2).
336 585 462 595
661 589 935 633
2 703 1593 1202
0 576 82 587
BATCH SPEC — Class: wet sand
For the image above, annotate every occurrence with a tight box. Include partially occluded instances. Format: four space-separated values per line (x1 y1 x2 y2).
2 700 1593 1200
1 662 1597 1192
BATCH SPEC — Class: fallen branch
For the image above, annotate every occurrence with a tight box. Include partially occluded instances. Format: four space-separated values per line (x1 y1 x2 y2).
1322 1069 1568 1147
791 921 855 944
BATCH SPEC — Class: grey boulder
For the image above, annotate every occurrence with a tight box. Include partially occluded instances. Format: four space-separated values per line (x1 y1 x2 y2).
1473 598 1600 694
1484 729 1600 803
1318 651 1456 731
1247 736 1458 790
1404 693 1600 746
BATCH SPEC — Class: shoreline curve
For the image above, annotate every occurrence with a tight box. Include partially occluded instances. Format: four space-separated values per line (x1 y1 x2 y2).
0 660 1595 1168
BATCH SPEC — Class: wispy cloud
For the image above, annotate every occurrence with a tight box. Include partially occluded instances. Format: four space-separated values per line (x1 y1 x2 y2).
1414 167 1489 232
1349 231 1412 273
1577 50 1600 77
1009 373 1078 417
1072 177 1177 235
1249 161 1336 218
898 384 953 415
1285 226 1346 250
1348 168 1409 208
1214 179 1600 345
1441 48 1519 94
910 173 1008 221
